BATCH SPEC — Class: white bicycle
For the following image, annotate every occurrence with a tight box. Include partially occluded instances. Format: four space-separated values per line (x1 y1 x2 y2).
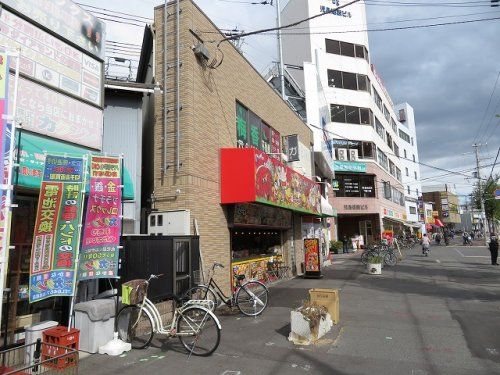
116 274 221 356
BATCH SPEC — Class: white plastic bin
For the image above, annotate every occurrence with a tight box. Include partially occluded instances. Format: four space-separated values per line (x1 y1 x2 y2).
25 321 59 364
74 299 115 353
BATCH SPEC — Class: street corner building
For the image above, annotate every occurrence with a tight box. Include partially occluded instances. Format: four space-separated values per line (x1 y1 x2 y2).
146 0 327 294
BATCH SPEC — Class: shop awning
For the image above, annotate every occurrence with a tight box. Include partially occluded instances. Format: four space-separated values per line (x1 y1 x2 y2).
320 196 337 217
221 148 322 216
383 216 405 225
404 221 422 229
14 131 135 199
434 218 445 227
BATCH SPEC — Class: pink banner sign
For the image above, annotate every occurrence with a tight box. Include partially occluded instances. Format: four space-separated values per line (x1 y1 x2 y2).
78 156 122 280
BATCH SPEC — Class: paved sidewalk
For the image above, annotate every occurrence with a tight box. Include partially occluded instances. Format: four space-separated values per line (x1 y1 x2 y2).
82 245 500 375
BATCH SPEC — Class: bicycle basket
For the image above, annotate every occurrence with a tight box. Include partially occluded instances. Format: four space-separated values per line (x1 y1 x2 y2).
122 279 148 305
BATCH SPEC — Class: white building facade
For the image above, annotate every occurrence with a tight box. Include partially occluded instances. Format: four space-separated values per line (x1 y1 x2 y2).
394 103 423 224
281 0 413 244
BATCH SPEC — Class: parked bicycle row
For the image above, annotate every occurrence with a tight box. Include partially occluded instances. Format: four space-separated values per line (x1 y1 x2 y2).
116 262 270 356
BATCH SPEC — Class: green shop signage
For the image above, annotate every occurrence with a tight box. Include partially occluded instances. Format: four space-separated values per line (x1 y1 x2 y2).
333 161 367 173
14 131 134 199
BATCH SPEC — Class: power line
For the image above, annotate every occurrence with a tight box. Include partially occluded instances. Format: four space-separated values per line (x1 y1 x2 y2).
96 16 145 27
257 16 500 35
77 3 153 22
488 146 500 180
473 70 500 143
216 0 361 46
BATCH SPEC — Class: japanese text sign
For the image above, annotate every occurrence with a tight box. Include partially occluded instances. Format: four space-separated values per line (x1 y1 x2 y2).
78 156 122 280
0 52 10 263
29 155 85 303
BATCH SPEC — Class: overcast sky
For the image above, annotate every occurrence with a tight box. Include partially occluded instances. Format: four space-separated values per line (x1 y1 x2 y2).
80 0 500 200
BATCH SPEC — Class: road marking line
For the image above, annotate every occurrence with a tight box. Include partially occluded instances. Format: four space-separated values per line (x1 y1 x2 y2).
455 249 489 258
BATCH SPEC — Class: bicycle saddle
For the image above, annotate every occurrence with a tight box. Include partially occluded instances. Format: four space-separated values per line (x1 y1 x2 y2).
234 274 245 281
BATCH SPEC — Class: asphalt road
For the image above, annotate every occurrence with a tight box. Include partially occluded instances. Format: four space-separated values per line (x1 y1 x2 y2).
82 244 500 375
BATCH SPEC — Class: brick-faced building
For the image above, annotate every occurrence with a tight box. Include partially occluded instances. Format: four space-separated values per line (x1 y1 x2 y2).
143 0 325 293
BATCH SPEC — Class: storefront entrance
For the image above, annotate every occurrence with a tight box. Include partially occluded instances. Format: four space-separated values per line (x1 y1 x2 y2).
337 214 381 248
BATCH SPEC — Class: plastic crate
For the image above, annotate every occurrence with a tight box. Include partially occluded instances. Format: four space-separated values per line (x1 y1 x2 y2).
42 327 79 370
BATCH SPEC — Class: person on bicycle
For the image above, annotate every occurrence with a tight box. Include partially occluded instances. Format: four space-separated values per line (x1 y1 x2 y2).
422 234 431 255
435 232 441 246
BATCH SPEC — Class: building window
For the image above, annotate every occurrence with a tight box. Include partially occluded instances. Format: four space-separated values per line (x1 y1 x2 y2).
404 149 407 158
416 188 419 196
413 154 416 162
377 148 388 170
386 132 393 150
391 118 397 134
396 167 402 182
336 174 376 198
409 206 417 214
325 38 369 61
405 167 409 176
346 106 360 124
383 181 392 199
383 105 390 122
407 186 410 194
411 137 414 146
399 129 411 143
330 139 376 160
236 101 280 153
328 69 369 92
330 104 372 126
375 117 385 140
414 171 418 180
394 143 400 157
374 89 383 111
340 41 355 57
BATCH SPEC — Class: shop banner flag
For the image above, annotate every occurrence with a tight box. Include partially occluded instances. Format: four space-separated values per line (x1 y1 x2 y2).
78 156 121 280
0 52 10 264
29 155 85 303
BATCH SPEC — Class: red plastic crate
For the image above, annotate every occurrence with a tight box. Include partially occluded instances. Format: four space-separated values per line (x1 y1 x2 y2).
42 326 79 370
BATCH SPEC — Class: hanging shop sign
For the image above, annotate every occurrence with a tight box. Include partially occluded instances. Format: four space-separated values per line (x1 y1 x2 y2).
382 207 404 220
1 0 106 60
29 155 86 303
0 52 10 263
221 148 321 215
10 76 103 150
233 203 292 229
304 238 321 278
284 134 299 162
0 10 103 107
333 161 366 173
78 156 122 280
13 131 135 199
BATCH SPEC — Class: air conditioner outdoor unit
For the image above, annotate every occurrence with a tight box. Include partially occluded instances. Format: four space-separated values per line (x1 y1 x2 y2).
349 149 359 161
337 148 347 161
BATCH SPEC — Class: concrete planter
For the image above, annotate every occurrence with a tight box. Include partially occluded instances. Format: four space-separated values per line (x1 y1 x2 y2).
367 263 382 275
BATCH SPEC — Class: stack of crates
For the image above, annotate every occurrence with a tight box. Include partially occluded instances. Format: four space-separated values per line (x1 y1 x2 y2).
42 326 80 369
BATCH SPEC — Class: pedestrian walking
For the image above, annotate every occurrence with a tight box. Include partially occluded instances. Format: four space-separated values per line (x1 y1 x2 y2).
489 234 498 265
342 234 349 254
422 234 431 256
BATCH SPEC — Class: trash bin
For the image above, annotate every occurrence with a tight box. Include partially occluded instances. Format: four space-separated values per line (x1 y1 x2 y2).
309 288 339 324
25 320 59 364
74 299 115 353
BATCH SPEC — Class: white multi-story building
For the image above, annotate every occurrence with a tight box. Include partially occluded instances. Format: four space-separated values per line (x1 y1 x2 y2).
394 103 422 223
281 0 415 243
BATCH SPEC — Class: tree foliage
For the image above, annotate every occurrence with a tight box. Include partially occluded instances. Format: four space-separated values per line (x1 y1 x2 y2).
472 175 500 221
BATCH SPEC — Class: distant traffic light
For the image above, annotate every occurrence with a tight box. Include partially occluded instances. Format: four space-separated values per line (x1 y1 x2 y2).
493 0 500 7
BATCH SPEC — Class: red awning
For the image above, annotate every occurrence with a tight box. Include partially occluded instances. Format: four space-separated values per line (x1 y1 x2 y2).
434 219 445 227
220 148 322 216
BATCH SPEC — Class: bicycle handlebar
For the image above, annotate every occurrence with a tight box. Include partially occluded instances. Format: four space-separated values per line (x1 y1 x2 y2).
212 262 224 270
147 273 165 282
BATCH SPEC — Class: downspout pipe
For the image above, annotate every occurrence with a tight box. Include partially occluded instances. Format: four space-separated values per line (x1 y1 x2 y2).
163 0 168 175
176 0 181 172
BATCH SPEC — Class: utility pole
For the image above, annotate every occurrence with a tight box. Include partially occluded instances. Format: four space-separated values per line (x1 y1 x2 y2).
473 143 488 245
274 0 286 100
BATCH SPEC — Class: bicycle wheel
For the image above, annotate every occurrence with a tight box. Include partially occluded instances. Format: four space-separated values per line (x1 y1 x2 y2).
116 305 154 349
177 306 221 356
236 281 268 316
384 252 398 266
184 285 218 312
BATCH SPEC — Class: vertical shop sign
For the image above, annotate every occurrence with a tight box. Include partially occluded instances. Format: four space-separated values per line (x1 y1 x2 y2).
248 111 261 149
78 156 122 280
270 128 281 160
260 122 271 154
0 52 10 265
236 102 249 148
29 155 85 303
285 134 299 162
304 238 321 278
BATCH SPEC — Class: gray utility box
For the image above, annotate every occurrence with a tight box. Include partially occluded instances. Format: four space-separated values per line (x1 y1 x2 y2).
74 299 115 353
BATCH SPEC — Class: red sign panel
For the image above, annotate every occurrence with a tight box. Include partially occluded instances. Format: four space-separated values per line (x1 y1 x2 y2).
221 148 321 215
